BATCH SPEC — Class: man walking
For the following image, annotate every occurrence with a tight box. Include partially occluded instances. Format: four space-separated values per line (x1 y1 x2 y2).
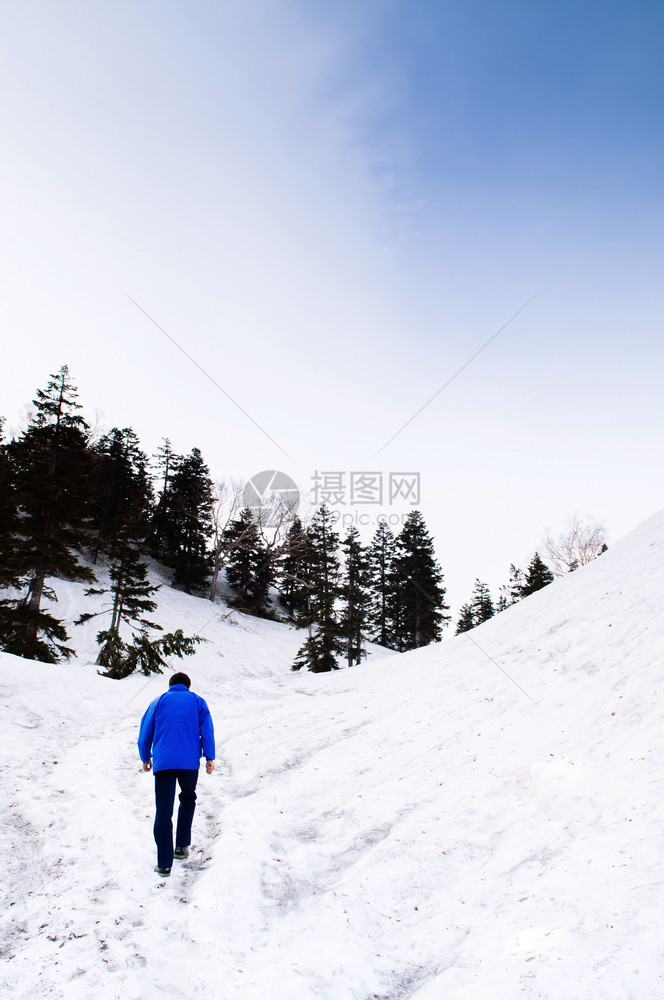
138 672 215 876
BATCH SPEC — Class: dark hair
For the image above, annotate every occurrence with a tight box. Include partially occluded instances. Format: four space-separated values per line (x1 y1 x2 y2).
169 672 191 688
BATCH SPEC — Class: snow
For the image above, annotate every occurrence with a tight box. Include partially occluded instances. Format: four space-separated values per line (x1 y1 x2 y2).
2 509 664 999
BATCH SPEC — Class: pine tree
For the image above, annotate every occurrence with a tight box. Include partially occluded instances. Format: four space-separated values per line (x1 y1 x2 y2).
292 506 343 672
90 427 153 562
223 508 273 615
0 418 19 589
107 628 204 678
497 563 524 611
0 367 95 661
78 545 162 672
366 521 398 648
223 509 257 605
278 517 310 619
521 552 554 597
390 511 449 651
455 580 494 633
471 579 494 624
160 447 214 592
339 526 370 667
150 438 178 559
456 602 475 634
75 426 165 671
253 537 276 618
306 506 341 623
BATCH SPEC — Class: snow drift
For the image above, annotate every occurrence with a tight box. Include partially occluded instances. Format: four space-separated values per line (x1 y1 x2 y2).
1 509 664 1000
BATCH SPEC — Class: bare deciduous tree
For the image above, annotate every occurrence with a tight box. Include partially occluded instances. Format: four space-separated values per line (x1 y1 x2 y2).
253 490 301 550
208 479 245 602
544 514 607 576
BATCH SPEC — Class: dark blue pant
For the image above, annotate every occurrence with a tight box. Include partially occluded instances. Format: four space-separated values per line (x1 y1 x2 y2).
154 769 199 870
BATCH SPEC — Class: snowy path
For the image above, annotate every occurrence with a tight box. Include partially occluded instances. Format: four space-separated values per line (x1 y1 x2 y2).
2 511 664 998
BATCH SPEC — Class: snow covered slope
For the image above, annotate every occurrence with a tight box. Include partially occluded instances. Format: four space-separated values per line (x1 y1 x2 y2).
2 510 664 1000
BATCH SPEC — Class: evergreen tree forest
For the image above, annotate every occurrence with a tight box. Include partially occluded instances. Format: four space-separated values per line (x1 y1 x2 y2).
222 508 274 616
455 555 555 633
290 509 450 671
0 368 208 673
456 579 494 635
0 367 95 662
1 367 571 674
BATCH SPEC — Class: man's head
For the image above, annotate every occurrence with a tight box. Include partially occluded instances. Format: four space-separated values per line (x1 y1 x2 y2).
169 672 191 688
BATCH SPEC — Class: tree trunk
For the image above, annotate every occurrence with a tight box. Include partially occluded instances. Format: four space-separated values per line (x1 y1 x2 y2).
22 566 46 649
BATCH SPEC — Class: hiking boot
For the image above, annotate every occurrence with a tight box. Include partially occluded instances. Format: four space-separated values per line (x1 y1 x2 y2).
173 846 189 860
154 866 171 877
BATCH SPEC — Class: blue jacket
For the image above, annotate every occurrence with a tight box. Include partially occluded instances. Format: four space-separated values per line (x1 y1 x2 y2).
138 684 215 772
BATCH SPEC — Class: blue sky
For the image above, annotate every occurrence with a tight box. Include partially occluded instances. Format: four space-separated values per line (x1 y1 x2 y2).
1 0 662 613
328 0 664 188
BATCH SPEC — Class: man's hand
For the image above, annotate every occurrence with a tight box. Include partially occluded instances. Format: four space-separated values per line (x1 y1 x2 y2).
142 761 152 772
205 759 215 775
